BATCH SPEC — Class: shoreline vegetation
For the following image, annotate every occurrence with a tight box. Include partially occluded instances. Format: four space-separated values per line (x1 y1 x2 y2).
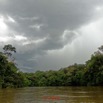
0 44 103 88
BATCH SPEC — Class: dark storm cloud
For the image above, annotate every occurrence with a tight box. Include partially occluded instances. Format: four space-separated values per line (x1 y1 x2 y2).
0 0 100 42
0 0 100 37
0 0 103 71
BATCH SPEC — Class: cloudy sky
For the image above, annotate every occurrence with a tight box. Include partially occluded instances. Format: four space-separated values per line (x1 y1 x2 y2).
0 0 103 72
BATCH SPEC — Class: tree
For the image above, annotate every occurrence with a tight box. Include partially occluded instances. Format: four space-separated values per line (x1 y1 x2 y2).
3 44 16 62
84 46 103 86
0 52 8 87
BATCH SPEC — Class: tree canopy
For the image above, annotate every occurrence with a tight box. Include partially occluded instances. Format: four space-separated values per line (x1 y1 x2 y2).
0 44 103 88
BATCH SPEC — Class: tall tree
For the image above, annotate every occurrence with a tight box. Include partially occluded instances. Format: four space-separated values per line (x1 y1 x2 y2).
3 44 16 62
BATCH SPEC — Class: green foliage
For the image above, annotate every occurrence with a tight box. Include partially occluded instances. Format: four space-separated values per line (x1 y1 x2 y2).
3 44 16 54
0 44 25 88
3 44 16 62
1 44 103 88
84 52 103 86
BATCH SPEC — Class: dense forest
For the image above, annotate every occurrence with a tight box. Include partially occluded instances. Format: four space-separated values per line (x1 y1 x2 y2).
0 44 103 88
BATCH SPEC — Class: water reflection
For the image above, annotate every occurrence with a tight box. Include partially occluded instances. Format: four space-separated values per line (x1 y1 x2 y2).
0 87 103 103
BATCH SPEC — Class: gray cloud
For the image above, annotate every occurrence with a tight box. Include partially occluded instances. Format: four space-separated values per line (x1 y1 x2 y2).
0 0 103 71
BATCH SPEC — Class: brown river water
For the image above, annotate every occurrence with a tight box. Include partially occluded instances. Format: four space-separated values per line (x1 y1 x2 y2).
0 87 103 103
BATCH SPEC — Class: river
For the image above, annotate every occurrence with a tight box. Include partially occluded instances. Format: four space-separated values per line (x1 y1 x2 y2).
0 87 103 103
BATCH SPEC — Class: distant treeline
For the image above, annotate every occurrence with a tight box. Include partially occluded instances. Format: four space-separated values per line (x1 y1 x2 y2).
0 44 103 88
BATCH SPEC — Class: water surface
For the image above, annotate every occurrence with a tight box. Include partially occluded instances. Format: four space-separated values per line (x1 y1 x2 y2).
0 87 103 103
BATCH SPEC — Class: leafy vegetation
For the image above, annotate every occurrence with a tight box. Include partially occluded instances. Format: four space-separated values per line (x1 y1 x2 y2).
0 44 103 88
